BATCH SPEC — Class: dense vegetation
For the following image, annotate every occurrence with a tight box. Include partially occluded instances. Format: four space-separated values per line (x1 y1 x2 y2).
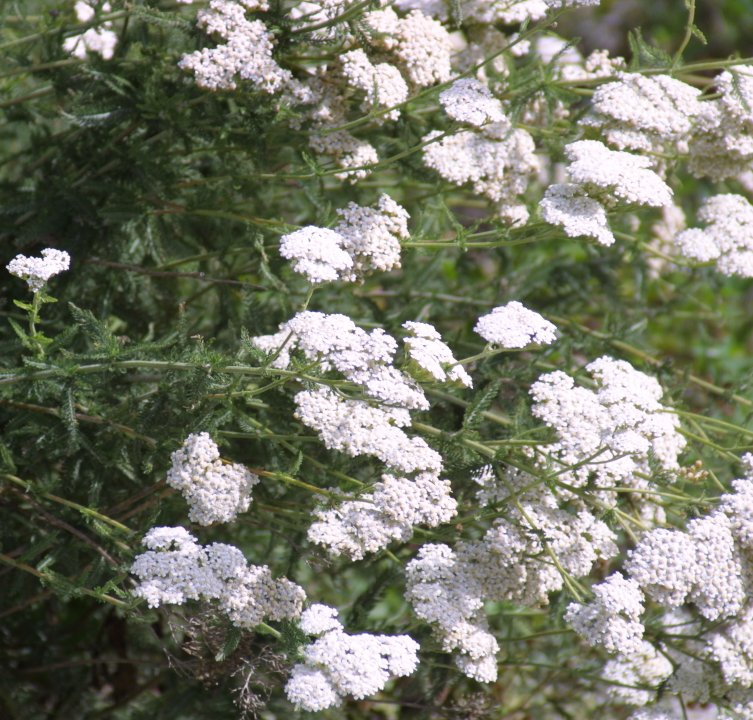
3 1 753 718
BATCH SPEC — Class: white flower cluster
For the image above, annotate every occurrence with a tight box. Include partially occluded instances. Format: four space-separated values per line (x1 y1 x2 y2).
602 640 674 707
64 1 118 60
165 432 259 525
565 457 753 710
279 195 409 283
295 386 459 558
307 128 380 182
406 478 618 681
364 8 452 88
252 311 427 409
252 311 470 558
534 35 625 83
300 5 452 181
474 301 557 348
565 572 646 655
577 66 753 190
565 140 674 208
178 0 310 102
406 543 499 682
279 227 354 284
131 527 305 627
625 512 746 623
294 388 439 474
438 78 506 128
674 194 753 278
582 73 704 155
539 182 615 246
340 49 409 122
308 470 456 559
7 248 71 292
541 140 673 245
398 0 585 24
530 355 686 513
423 82 539 223
285 604 419 711
688 66 753 180
335 194 409 279
402 321 472 387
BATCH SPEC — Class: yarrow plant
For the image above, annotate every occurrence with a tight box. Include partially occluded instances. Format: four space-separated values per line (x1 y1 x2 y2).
6 248 71 293
5 1 753 718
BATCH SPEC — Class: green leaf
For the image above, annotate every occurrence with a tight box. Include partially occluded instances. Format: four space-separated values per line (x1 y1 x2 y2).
60 386 80 452
132 5 192 32
31 331 53 347
690 23 708 45
214 625 243 662
462 379 502 432
627 28 673 69
8 317 29 344
12 299 33 311
287 450 304 477
67 303 120 356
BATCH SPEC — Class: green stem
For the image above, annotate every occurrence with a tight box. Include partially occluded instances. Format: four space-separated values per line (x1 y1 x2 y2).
0 552 128 608
412 421 495 459
673 409 753 438
0 86 54 109
673 0 697 66
456 346 519 365
0 359 321 385
426 387 513 427
1 474 134 535
0 58 82 79
255 469 347 500
679 428 739 461
256 621 282 639
26 291 49 358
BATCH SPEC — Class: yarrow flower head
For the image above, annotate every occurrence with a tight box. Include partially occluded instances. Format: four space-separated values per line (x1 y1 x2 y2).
402 321 472 387
405 493 618 683
279 226 353 284
581 72 704 154
564 140 673 208
293 387 440 474
165 432 259 525
688 65 753 180
438 78 506 128
252 311 428 410
7 248 71 292
334 194 409 279
530 356 686 508
422 126 539 224
474 301 557 348
340 49 409 122
565 573 646 655
364 7 452 88
674 194 753 277
539 182 615 246
178 0 311 103
308 470 457 559
131 527 305 626
278 196 409 283
285 603 419 711
63 1 118 60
